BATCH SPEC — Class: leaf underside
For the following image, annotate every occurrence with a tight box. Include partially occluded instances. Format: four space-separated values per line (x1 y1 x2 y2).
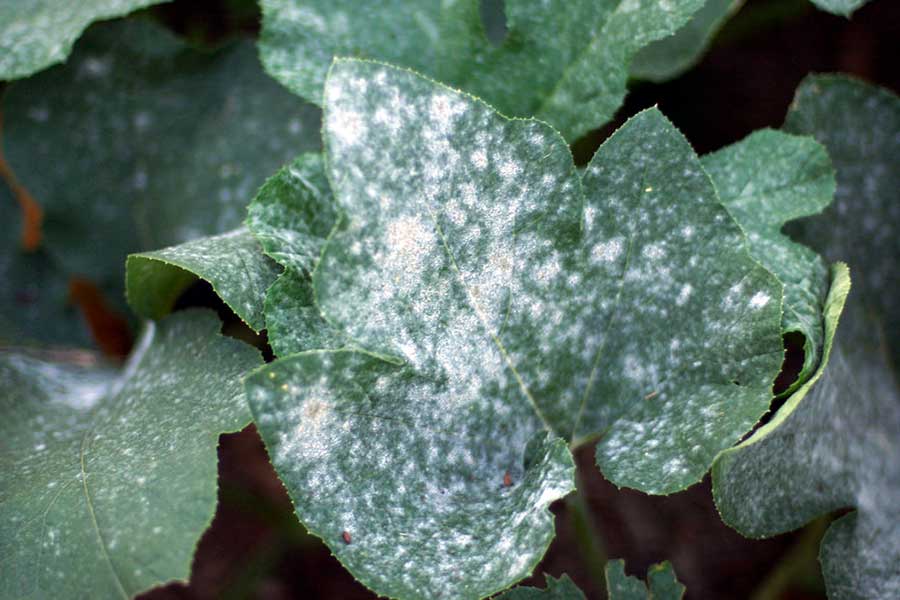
245 58 784 598
712 76 900 600
0 310 259 599
258 0 708 140
126 228 281 333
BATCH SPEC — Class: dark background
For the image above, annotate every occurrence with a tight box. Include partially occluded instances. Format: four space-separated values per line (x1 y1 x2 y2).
76 0 897 597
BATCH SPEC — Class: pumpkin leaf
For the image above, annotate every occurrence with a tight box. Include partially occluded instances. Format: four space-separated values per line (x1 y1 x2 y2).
245 58 783 597
712 76 900 600
258 0 708 140
126 228 280 333
496 574 587 599
809 0 870 17
630 0 743 83
701 129 835 394
244 153 344 355
0 0 168 80
606 560 686 599
1 19 320 318
784 75 900 369
0 309 260 598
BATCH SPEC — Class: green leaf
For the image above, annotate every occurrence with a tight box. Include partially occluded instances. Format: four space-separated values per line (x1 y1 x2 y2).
809 0 869 17
0 309 260 598
258 0 708 140
0 182 92 348
605 560 686 599
784 75 900 369
245 59 784 596
713 75 900 600
711 264 900 600
702 129 835 394
578 113 784 489
496 574 587 599
630 0 742 83
257 59 784 500
0 0 168 80
247 350 576 599
2 19 320 312
606 559 685 600
245 153 344 355
126 228 281 332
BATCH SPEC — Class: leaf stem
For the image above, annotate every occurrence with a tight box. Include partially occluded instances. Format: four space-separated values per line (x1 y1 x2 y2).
565 468 609 598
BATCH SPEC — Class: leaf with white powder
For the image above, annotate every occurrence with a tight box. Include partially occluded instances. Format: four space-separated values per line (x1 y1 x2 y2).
0 309 259 599
258 0 708 140
0 0 167 80
702 129 835 394
245 153 344 355
246 59 783 597
126 228 281 332
712 76 900 600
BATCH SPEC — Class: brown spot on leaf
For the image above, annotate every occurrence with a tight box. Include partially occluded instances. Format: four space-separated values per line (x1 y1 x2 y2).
503 471 512 487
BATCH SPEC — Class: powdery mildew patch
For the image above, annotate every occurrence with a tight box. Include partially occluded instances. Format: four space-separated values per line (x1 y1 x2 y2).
702 129 834 393
246 60 785 598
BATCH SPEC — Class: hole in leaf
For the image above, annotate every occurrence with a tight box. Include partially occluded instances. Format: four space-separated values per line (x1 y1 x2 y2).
772 331 806 397
173 278 273 361
480 0 508 47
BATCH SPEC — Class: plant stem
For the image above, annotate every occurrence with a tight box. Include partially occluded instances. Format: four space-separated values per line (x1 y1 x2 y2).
565 469 609 598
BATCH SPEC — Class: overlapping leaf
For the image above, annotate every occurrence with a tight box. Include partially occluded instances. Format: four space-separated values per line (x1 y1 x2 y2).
244 59 783 597
712 76 900 600
702 129 834 393
809 0 870 17
258 0 707 140
0 309 260 599
784 75 900 369
606 560 685 599
0 0 167 80
245 154 343 355
2 19 320 324
630 0 742 83
126 228 280 333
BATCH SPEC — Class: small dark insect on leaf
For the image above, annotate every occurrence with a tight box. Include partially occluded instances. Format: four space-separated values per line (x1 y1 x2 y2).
644 390 659 400
342 530 352 544
503 471 512 487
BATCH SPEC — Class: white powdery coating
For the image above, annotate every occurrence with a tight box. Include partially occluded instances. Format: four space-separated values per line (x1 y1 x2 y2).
749 291 770 309
266 61 784 596
591 238 624 263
